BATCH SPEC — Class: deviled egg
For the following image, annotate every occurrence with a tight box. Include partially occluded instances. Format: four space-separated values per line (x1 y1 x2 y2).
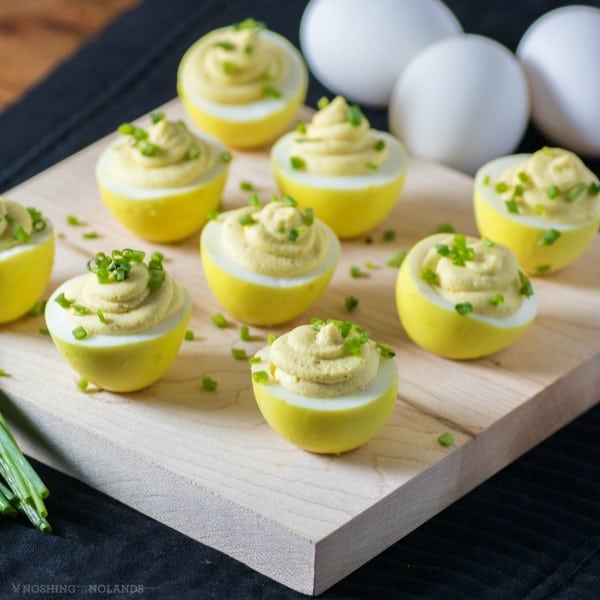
251 319 398 454
271 95 408 238
177 18 307 148
45 249 191 392
200 195 340 326
96 112 230 243
0 198 54 324
396 233 537 359
474 147 600 275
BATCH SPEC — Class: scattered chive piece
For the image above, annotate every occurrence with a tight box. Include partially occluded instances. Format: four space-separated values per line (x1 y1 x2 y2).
137 139 158 157
534 204 545 215
252 370 269 384
97 310 107 324
317 96 329 110
344 296 359 313
365 261 379 270
505 199 519 214
567 182 586 202
288 229 300 242
12 225 30 243
0 370 9 377
538 228 561 246
207 209 219 221
267 333 276 345
420 268 438 284
489 293 504 307
223 61 236 75
150 111 165 124
263 86 282 99
546 185 560 199
483 175 491 186
387 249 407 268
436 222 455 234
73 304 91 316
303 207 314 226
231 348 248 360
295 120 307 134
82 231 100 239
382 229 396 242
282 195 298 207
72 326 87 340
248 356 262 365
233 17 265 31
66 215 83 226
211 313 229 328
495 182 509 193
536 264 551 274
220 150 232 163
589 182 600 196
77 378 89 393
519 271 534 297
513 184 524 197
240 325 251 341
290 156 306 170
517 171 529 183
347 104 364 126
184 329 195 341
39 327 49 336
214 41 235 51
187 146 200 160
376 343 395 359
202 376 218 391
350 266 368 278
365 162 378 171
374 139 385 152
364 236 373 245
27 301 46 317
437 432 455 447
239 213 255 226
455 302 473 316
240 181 254 192
482 237 495 247
27 207 46 232
248 193 261 208
55 293 72 309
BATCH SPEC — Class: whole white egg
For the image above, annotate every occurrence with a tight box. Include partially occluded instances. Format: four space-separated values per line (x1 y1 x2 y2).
300 0 462 107
517 5 600 157
389 34 529 174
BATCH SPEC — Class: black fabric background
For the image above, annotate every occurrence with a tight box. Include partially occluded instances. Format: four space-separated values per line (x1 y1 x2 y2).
1 1 599 598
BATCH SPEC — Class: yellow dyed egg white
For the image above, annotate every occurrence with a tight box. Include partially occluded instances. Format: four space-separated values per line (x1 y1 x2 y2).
250 345 398 454
395 234 538 360
200 210 340 326
178 29 307 149
0 215 54 324
474 155 600 275
271 131 407 238
96 132 229 244
45 278 191 393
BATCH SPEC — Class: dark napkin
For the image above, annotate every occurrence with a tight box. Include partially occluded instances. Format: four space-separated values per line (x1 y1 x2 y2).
1 1 599 598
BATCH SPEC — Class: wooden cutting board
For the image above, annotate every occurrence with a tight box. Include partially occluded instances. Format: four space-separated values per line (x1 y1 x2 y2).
2 99 599 595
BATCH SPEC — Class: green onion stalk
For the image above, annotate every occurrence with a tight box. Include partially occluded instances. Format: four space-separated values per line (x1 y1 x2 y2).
0 410 51 532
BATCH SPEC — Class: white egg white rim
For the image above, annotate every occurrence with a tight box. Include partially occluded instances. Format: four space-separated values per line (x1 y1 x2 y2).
0 221 53 261
251 346 398 411
201 211 341 287
45 276 192 347
178 29 307 122
475 154 595 231
271 131 407 190
95 129 229 200
406 233 538 328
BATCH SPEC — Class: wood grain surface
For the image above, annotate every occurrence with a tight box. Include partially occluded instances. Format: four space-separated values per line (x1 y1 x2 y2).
1 100 599 595
0 0 140 111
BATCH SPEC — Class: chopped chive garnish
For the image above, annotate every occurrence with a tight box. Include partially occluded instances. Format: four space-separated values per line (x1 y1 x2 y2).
244 45 253 54
381 229 395 242
347 104 364 126
437 432 455 447
66 215 83 226
517 171 529 183
349 266 368 278
137 139 158 157
39 327 49 336
436 222 455 234
252 370 269 383
233 17 265 30
538 228 561 246
82 231 100 239
55 293 72 309
223 61 236 75
248 356 262 364
295 120 307 134
239 213 255 226
240 325 251 341
12 225 30 243
387 249 407 268
211 313 229 328
73 304 91 316
519 271 534 297
505 199 519 214
482 237 495 247
288 228 300 242
317 96 329 110
483 175 491 186
365 162 378 170
248 193 261 208
27 301 46 317
231 348 248 360
303 207 314 226
567 182 586 202
201 376 218 391
97 310 107 324
365 261 379 270
150 112 165 124
546 185 559 199
489 293 504 307
184 330 195 341
534 204 545 215
77 378 89 393
420 268 438 284
376 343 395 359
536 264 551 274
220 150 232 163
214 41 235 51
374 139 385 152
267 333 276 345
72 326 87 340
364 236 373 245
0 370 9 377
436 235 474 266
344 296 359 313
263 86 282 99
207 209 219 221
455 302 473 316
513 184 524 197
290 156 306 170
589 182 600 196
280 195 297 207
495 182 509 193
240 181 254 192
187 146 200 160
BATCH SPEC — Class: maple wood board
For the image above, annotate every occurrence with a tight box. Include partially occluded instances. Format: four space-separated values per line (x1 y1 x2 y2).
1 100 599 596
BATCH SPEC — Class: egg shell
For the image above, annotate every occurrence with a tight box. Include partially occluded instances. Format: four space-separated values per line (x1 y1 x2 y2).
517 5 600 157
389 34 529 175
300 0 462 107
